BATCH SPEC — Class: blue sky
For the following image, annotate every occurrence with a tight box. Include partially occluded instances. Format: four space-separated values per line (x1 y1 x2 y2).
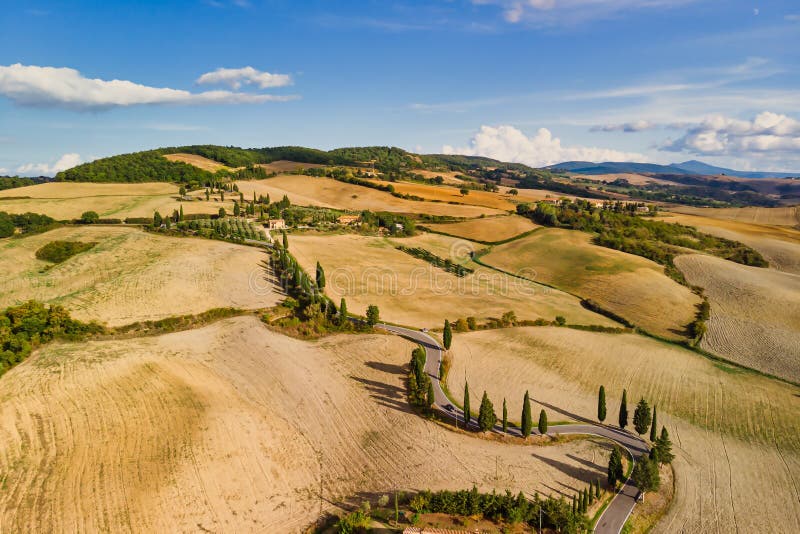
1 0 799 175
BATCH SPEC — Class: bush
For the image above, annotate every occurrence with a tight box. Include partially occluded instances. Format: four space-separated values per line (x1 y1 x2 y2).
35 241 97 263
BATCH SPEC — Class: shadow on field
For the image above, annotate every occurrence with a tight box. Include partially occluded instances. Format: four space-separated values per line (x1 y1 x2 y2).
531 452 602 493
532 397 590 424
351 361 412 414
567 453 605 472
365 360 406 376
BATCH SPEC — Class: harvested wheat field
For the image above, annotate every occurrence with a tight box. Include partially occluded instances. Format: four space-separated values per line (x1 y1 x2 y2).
671 206 800 227
0 316 615 532
675 254 800 382
233 175 503 217
257 160 326 173
662 211 800 275
425 215 539 243
371 179 517 211
289 233 616 328
0 181 232 220
163 153 235 172
410 169 466 185
482 228 701 339
447 327 800 533
568 173 677 186
0 226 277 325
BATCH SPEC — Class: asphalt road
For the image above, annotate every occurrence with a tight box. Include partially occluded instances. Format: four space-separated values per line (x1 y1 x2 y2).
378 323 648 534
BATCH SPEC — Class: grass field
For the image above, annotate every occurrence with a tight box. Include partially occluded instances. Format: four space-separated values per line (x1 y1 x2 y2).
0 182 233 220
481 228 701 339
163 153 235 172
289 233 617 328
425 215 539 243
233 175 504 217
371 179 518 211
0 226 276 325
661 211 800 275
676 254 800 382
410 169 466 185
446 327 800 533
0 316 613 532
671 206 800 227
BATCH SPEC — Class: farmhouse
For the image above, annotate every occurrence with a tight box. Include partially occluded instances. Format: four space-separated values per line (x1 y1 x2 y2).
266 218 286 230
337 214 361 225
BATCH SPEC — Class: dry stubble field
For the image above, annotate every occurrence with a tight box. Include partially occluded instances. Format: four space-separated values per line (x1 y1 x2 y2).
163 153 236 172
481 228 701 339
425 215 539 243
0 182 232 220
675 254 800 382
0 226 277 325
446 327 800 533
370 179 518 211
0 316 615 532
289 233 617 328
233 176 503 218
670 206 800 227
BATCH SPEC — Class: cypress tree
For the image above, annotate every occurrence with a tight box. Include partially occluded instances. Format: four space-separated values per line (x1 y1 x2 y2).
478 391 496 432
598 385 607 423
463 381 471 427
282 231 289 250
655 426 675 465
153 211 162 227
502 398 508 433
538 409 548 435
650 405 658 442
572 495 577 514
633 398 651 436
595 479 601 499
619 389 628 429
179 205 184 221
339 298 348 326
521 390 533 438
443 319 452 350
608 447 623 487
316 261 326 290
426 380 435 410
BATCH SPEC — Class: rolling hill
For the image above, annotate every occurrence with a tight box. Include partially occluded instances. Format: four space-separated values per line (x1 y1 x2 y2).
549 159 800 179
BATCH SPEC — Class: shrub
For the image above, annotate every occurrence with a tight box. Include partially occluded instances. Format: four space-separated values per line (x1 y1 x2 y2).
35 241 96 263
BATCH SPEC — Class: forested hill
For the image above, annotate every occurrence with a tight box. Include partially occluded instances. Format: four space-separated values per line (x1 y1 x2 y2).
54 144 568 187
0 176 51 191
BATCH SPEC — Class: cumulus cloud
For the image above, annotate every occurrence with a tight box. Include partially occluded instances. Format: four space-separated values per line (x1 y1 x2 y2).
476 0 696 26
0 64 298 111
443 125 646 167
17 153 83 176
663 111 800 155
0 168 8 175
196 66 292 90
590 120 657 132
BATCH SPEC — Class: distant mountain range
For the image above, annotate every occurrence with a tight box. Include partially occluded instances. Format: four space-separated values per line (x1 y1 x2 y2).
547 160 799 179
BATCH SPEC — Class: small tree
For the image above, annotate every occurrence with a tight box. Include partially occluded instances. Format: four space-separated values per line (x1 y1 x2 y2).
650 405 658 442
459 188 469 196
339 298 348 326
538 409 548 435
478 391 496 432
521 390 533 438
153 211 163 227
595 479 601 499
234 202 240 217
81 211 99 224
509 188 519 196
598 385 607 423
316 261 326 290
218 207 226 218
608 447 624 488
443 319 452 350
179 205 184 222
631 457 660 501
426 380 435 410
633 398 651 436
654 426 675 465
282 231 289 250
502 398 508 433
366 305 380 326
619 389 628 430
463 381 471 427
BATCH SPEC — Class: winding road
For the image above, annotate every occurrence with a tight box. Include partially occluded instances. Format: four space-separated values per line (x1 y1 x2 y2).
378 323 648 534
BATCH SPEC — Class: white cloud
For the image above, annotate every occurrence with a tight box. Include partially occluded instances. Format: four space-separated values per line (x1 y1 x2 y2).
786 14 800 21
17 153 83 176
0 64 298 111
0 168 8 175
475 0 696 26
196 66 292 90
590 120 657 132
443 125 646 167
663 111 800 156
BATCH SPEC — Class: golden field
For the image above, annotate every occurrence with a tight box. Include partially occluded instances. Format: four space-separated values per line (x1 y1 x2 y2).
425 215 539 243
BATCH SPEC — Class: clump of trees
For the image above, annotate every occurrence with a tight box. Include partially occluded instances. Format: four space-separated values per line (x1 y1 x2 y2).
395 245 474 276
408 347 432 410
0 211 57 238
35 240 96 264
607 447 625 488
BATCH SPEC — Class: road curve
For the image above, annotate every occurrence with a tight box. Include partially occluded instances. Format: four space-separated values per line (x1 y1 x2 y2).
378 323 648 534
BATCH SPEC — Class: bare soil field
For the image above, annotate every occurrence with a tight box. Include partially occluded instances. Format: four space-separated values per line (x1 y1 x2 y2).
257 160 326 173
568 173 676 186
675 254 800 382
662 212 800 275
411 169 466 185
425 215 539 243
482 228 701 339
447 327 800 533
671 206 800 227
289 233 617 328
0 316 614 532
0 226 276 325
233 176 503 217
163 153 234 172
371 179 517 211
0 182 232 220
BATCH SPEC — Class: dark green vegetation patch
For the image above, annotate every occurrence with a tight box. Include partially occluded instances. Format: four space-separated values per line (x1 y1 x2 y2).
35 240 97 263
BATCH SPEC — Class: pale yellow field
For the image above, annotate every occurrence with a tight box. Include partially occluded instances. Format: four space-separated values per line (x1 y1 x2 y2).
411 169 466 185
257 160 326 173
371 179 517 211
0 181 233 220
671 206 800 227
569 173 677 186
233 175 503 217
163 153 234 172
676 254 800 382
0 316 613 532
289 233 617 328
662 212 800 275
482 228 701 339
0 226 277 326
447 327 800 533
426 215 539 243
